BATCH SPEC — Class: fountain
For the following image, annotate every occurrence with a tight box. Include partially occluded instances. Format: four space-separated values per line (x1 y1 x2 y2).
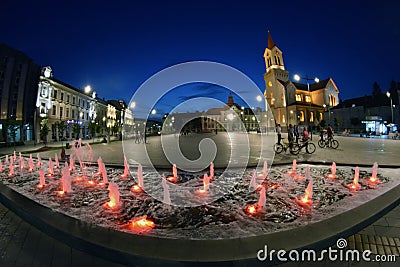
37 169 46 189
54 153 60 169
326 162 337 180
121 156 129 178
137 164 144 188
19 156 25 171
198 174 210 194
97 157 103 176
368 162 380 185
129 216 155 233
348 166 361 191
162 174 171 205
8 162 14 177
58 163 72 195
210 162 214 179
69 155 75 172
296 178 314 208
104 182 120 209
0 159 3 171
5 155 9 165
36 153 42 166
259 160 268 179
167 164 178 182
249 169 258 191
257 186 266 212
101 162 108 185
28 154 34 172
13 150 16 161
287 159 297 175
47 158 54 176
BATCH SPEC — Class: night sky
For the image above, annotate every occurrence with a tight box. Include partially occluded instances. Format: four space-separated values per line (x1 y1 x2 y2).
1 0 400 117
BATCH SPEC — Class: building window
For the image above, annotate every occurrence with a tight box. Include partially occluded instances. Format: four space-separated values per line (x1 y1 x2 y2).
66 95 70 103
310 112 314 122
72 109 75 119
270 92 274 105
319 112 323 121
296 94 302 101
72 97 76 105
299 111 305 122
54 90 58 99
52 105 56 116
282 114 286 124
305 96 311 103
66 108 69 118
60 92 64 101
59 107 63 118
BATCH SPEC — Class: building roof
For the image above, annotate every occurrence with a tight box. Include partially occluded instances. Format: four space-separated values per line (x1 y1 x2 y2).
333 95 390 109
267 30 276 49
107 99 127 110
292 78 331 92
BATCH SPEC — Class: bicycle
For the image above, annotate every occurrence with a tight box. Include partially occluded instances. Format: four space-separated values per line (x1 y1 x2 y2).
274 138 299 155
318 135 339 149
291 139 316 155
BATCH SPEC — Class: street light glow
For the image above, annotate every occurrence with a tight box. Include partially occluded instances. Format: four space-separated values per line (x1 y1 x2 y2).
151 109 157 115
314 77 319 83
256 95 263 102
130 102 136 109
294 74 300 81
386 91 390 98
84 85 91 94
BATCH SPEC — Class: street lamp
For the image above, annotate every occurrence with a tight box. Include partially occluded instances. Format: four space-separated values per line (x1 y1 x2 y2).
386 92 394 126
84 85 92 94
294 74 319 140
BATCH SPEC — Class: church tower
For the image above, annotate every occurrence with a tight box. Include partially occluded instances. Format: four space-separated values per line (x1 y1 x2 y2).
263 31 290 125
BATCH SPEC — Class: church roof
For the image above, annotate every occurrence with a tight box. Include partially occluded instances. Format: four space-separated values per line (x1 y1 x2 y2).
267 30 276 49
292 78 330 92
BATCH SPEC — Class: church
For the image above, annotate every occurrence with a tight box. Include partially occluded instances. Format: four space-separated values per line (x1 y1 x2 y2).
263 31 340 129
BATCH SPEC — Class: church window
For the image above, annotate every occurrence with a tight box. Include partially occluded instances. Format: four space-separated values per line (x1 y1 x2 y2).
305 96 311 103
270 92 274 105
319 112 323 121
268 81 273 87
299 111 305 122
282 114 286 124
310 112 314 122
296 94 302 101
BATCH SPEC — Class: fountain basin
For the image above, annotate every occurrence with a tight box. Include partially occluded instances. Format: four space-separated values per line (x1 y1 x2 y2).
0 162 399 266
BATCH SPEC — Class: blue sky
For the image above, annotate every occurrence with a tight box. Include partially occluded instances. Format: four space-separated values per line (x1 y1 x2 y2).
1 0 400 118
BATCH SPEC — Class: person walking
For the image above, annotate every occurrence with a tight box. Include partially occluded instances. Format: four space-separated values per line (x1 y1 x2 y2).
276 124 282 144
288 124 294 150
294 125 300 143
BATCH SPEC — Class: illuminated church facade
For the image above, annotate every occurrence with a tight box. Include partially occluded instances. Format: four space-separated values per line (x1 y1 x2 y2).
263 31 339 128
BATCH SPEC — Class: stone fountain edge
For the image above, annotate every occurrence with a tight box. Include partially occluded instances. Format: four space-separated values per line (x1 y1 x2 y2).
0 168 399 266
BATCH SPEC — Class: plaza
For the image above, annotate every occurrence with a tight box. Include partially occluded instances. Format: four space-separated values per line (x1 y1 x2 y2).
0 134 399 266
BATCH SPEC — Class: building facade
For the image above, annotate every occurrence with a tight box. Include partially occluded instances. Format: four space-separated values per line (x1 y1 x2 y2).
263 31 340 129
0 43 41 144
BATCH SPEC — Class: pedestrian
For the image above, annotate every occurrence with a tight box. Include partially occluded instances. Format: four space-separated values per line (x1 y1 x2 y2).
301 127 309 142
294 125 300 143
287 124 294 149
276 124 282 144
319 126 324 141
327 124 333 139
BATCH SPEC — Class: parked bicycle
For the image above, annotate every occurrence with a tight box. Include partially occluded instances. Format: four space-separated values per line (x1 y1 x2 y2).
318 135 339 149
291 139 316 155
274 138 299 155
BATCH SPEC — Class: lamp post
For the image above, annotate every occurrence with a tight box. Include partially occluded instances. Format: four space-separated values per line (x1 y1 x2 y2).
294 74 319 140
386 92 394 130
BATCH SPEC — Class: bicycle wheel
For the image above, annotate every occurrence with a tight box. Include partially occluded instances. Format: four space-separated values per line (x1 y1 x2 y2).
318 139 325 148
274 143 284 154
290 143 301 155
331 139 339 149
306 142 316 154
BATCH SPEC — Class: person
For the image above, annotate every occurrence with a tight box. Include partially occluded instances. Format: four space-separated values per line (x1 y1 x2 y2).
294 125 300 143
60 148 69 161
319 126 324 141
326 124 334 139
302 127 309 142
287 124 294 149
276 124 282 144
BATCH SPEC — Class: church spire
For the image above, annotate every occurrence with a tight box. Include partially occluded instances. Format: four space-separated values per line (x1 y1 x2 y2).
267 30 275 49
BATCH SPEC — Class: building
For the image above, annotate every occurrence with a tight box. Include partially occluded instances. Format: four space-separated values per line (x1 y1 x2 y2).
263 31 340 129
329 94 399 135
36 66 116 143
0 43 41 144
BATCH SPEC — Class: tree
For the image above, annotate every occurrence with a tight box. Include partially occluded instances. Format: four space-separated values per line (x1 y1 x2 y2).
40 119 50 146
389 80 399 105
88 122 97 142
6 115 20 147
372 81 382 97
56 121 66 140
72 123 81 139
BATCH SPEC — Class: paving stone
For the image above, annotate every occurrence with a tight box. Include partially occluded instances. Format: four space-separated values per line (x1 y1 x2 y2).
348 235 355 243
389 246 399 256
14 225 40 267
374 226 400 238
368 235 376 245
384 245 392 255
370 244 378 254
361 234 369 244
71 248 93 267
394 237 400 247
355 242 363 252
377 245 385 255
373 218 389 227
376 236 383 245
51 241 71 267
385 218 400 227
355 234 362 243
382 236 390 246
388 237 396 247
348 240 356 250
